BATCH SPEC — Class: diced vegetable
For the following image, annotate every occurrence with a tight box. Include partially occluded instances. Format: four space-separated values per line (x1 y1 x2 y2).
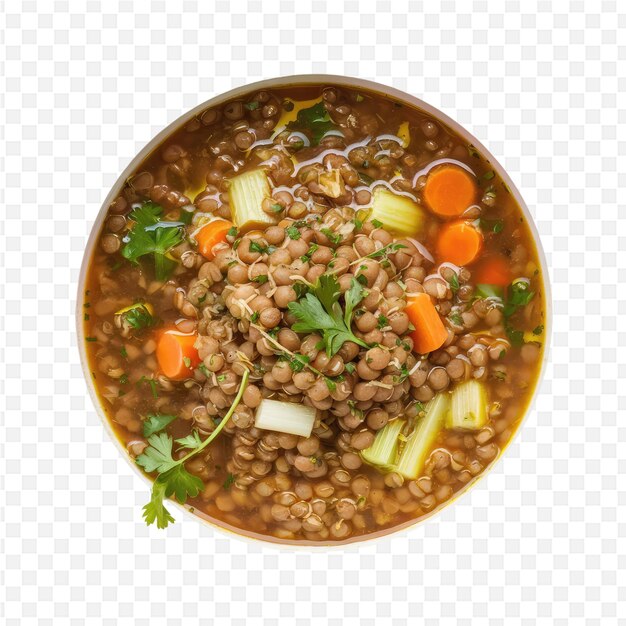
195 219 233 259
397 121 410 148
228 169 277 231
360 418 405 470
423 165 477 217
436 220 483 266
370 187 425 237
473 254 512 287
447 380 488 430
395 394 450 479
254 398 316 437
156 328 200 380
405 292 448 354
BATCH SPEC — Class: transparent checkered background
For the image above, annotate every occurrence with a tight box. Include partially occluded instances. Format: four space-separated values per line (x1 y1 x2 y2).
2 1 625 624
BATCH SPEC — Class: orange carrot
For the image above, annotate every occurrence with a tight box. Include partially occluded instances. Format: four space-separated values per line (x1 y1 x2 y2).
473 254 512 287
156 328 200 380
406 292 448 354
436 220 483 266
196 220 233 259
423 165 477 217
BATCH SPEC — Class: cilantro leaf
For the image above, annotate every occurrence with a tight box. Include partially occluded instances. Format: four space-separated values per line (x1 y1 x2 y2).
288 274 369 357
135 433 178 474
285 101 336 145
121 201 185 281
286 225 301 240
223 473 236 490
123 304 155 330
175 430 203 450
143 414 178 438
448 273 459 295
159 465 204 503
142 480 175 529
503 279 535 318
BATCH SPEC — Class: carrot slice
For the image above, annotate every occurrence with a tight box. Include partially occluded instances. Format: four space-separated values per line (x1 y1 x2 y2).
436 220 483 266
406 292 448 354
156 329 200 380
195 220 233 259
473 254 512 287
423 165 477 217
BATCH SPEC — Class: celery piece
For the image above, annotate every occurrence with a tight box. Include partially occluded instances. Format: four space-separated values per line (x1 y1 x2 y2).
395 393 450 480
360 418 405 470
254 398 316 437
370 187 425 237
447 380 488 430
228 169 277 232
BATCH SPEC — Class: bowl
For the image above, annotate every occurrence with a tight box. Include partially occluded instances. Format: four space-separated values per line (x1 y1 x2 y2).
77 75 551 545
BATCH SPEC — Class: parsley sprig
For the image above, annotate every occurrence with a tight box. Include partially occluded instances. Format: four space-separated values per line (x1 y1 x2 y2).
121 201 185 281
136 369 249 528
288 274 369 357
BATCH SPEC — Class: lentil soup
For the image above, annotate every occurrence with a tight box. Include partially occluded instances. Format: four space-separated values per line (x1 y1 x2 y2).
80 78 547 544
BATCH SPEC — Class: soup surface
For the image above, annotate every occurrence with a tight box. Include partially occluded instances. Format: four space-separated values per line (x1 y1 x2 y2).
82 83 546 543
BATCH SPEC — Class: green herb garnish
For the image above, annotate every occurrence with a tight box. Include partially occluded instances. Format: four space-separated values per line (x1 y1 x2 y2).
123 303 155 330
137 369 249 528
121 201 185 281
252 274 269 285
448 273 459 295
288 274 369 357
286 225 301 240
143 414 178 437
249 241 268 254
223 473 236 490
285 101 335 145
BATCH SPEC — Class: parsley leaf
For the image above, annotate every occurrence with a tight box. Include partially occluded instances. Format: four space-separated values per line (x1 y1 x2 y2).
122 303 155 330
503 279 535 318
365 242 407 261
143 414 178 438
448 273 459 295
175 430 203 450
223 473 236 490
321 228 341 245
377 314 389 329
136 369 250 528
249 240 268 254
121 201 185 281
288 274 369 357
285 101 335 145
286 225 301 240
252 274 269 285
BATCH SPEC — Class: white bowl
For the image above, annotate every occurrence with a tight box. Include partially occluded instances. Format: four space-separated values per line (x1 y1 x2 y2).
76 75 552 546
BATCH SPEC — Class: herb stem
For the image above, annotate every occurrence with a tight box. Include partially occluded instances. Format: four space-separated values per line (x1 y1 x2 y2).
178 368 249 465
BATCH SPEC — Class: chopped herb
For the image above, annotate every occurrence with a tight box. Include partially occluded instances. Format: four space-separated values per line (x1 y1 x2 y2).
121 201 185 281
270 203 283 213
354 217 363 230
285 101 335 145
293 282 309 299
347 400 364 419
183 356 191 368
252 274 269 285
286 225 301 240
84 313 90 321
86 336 97 342
396 338 411 351
217 374 226 382
143 414 178 437
321 228 342 245
249 241 268 254
355 93 365 103
197 363 210 377
136 369 249 528
244 101 259 111
301 243 319 263
344 362 356 374
395 364 410 383
250 311 260 323
468 144 481 158
232 238 241 250
503 280 535 318
493 370 507 381
285 353 310 373
377 315 389 329
119 373 128 385
365 242 407 261
138 376 159 398
288 274 370 357
227 226 238 238
84 302 90 308
223 473 236 489
324 378 337 392
483 170 495 181
533 325 544 335
448 273 459 295
356 274 368 286
492 220 504 234
120 346 128 359
179 208 194 225
371 218 383 229
506 325 525 346
197 293 207 304
122 303 155 330
449 312 463 326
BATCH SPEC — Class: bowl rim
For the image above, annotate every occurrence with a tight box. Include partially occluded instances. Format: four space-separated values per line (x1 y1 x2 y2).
76 73 552 548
